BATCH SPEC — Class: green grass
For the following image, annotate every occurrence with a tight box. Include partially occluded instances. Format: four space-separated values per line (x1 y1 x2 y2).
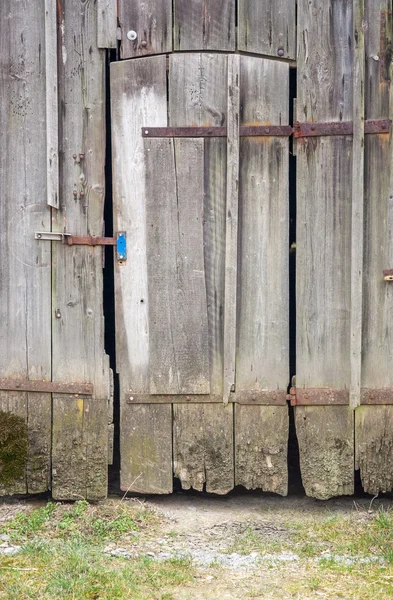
0 501 194 600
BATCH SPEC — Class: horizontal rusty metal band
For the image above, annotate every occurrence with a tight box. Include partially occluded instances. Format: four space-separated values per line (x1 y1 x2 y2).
0 379 93 395
289 388 349 406
384 269 393 281
142 126 293 138
293 119 391 138
66 236 117 246
126 390 287 405
361 389 393 405
142 120 391 139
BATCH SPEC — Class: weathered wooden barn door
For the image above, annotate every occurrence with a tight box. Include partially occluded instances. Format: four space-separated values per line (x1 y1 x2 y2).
295 0 393 499
111 0 294 494
0 0 111 500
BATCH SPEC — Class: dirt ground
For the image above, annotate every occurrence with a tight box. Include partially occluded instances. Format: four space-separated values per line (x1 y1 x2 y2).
1 491 393 599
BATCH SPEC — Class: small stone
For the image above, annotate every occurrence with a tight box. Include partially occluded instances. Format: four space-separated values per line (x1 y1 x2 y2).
146 551 155 557
205 575 214 581
0 542 9 548
0 534 10 542
0 546 21 556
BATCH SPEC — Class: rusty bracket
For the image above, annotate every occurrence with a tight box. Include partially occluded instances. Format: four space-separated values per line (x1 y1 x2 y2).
0 379 93 395
384 269 393 281
126 389 287 405
142 125 293 138
293 119 391 138
142 120 391 139
288 388 349 406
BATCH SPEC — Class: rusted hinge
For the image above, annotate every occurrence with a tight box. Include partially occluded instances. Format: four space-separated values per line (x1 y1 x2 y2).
287 388 349 406
142 119 391 139
35 231 127 262
0 379 93 395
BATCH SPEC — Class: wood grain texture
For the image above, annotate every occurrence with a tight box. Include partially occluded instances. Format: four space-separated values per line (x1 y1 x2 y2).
238 0 296 60
0 1 51 495
234 56 289 494
350 0 365 409
296 0 354 498
111 56 172 493
174 404 234 494
119 0 172 58
122 404 173 494
174 0 235 51
52 0 110 501
145 138 210 395
98 0 117 48
235 406 288 495
223 54 240 403
169 54 234 493
355 1 393 493
45 0 59 208
295 406 354 499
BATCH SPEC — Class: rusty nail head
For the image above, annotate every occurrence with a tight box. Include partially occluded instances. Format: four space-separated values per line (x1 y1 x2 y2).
73 190 77 196
186 396 191 401
79 154 85 159
55 309 61 319
277 48 284 57
266 128 270 134
141 40 147 48
80 191 85 197
272 394 277 400
72 154 77 159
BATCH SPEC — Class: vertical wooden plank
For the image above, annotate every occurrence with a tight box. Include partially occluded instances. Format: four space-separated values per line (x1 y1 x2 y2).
111 56 172 494
356 2 393 493
145 138 210 395
170 54 234 494
174 0 235 51
98 0 117 48
224 54 240 403
45 0 59 208
0 2 51 495
296 0 354 499
119 0 172 59
238 0 296 60
235 56 289 495
350 0 365 409
52 0 110 501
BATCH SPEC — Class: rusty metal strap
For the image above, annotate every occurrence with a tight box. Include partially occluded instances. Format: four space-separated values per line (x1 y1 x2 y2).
66 236 116 246
142 119 391 139
0 379 93 395
293 119 391 138
289 387 393 406
126 389 287 405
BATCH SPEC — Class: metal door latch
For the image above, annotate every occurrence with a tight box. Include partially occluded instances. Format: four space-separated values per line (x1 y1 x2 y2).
35 231 127 262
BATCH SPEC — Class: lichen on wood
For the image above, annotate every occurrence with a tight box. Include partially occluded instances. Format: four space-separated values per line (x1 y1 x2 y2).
0 411 28 487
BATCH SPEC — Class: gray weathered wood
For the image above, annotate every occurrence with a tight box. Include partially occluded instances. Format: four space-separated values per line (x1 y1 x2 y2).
174 0 235 51
235 406 288 494
350 0 365 409
111 56 173 493
0 1 51 495
296 0 354 498
174 404 234 494
238 0 296 60
98 0 117 48
45 0 59 208
295 407 354 499
52 0 110 501
355 2 393 493
119 0 172 58
223 54 240 403
235 56 289 494
145 138 210 395
169 53 234 493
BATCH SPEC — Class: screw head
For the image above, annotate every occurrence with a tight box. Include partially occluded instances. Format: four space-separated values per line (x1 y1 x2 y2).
141 40 148 48
127 30 137 41
277 48 285 57
37 233 42 239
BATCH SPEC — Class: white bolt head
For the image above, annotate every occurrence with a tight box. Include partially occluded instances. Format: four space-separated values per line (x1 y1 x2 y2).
127 30 137 41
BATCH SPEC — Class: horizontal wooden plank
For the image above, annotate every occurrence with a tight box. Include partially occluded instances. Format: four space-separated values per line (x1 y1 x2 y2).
126 390 287 405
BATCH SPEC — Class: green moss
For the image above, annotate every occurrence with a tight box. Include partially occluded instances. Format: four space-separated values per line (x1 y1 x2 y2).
0 410 28 486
